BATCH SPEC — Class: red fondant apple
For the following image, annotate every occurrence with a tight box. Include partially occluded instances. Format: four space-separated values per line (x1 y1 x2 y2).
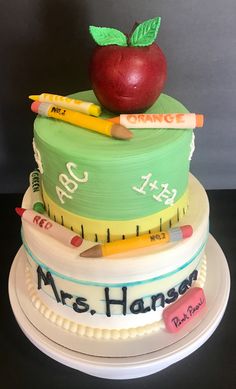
89 17 167 113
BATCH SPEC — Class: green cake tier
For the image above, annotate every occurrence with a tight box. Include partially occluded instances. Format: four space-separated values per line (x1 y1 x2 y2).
33 91 193 242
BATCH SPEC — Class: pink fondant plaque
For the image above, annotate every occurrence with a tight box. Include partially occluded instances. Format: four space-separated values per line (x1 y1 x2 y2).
163 287 206 333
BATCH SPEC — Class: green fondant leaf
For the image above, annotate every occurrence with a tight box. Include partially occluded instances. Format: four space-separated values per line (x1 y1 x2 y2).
89 26 127 46
130 17 161 47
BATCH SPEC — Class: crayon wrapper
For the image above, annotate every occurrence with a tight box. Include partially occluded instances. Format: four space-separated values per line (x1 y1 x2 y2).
29 170 45 213
39 93 100 116
22 209 82 248
120 113 198 129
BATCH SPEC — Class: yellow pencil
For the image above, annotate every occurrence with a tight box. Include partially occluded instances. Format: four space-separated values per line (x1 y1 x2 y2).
80 225 193 258
31 102 132 140
29 93 101 117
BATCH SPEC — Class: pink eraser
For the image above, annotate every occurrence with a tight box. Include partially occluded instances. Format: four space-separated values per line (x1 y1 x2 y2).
163 287 206 333
180 225 193 239
31 101 40 113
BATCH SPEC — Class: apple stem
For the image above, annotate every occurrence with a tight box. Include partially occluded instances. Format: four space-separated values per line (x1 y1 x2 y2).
127 21 140 46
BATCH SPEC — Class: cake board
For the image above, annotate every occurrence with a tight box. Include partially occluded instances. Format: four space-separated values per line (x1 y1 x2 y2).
8 234 230 380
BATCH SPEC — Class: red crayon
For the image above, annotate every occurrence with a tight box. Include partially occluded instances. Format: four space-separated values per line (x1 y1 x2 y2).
16 207 82 248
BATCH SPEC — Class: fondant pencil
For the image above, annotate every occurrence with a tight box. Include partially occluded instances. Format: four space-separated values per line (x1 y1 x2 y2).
109 113 204 129
31 102 132 140
15 207 83 248
80 225 193 258
29 93 101 117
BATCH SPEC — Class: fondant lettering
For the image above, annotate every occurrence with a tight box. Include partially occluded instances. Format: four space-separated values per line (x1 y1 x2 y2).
132 173 152 195
126 113 186 125
35 266 200 319
72 297 90 313
56 162 88 204
187 297 204 316
130 298 151 314
59 173 78 193
60 290 73 305
165 287 179 304
150 232 166 241
172 313 189 328
165 114 174 123
66 162 88 183
153 183 177 206
152 114 164 123
56 186 72 204
189 269 198 285
127 114 137 124
37 266 61 303
178 279 190 295
138 114 145 122
33 215 53 230
151 293 165 310
133 172 177 205
33 215 41 224
31 171 40 192
51 106 66 116
176 114 185 123
105 287 127 317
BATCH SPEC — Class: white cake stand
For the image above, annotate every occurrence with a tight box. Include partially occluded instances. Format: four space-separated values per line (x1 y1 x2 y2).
8 235 230 380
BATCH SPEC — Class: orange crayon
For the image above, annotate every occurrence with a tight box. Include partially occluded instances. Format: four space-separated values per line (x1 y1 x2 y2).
109 113 204 129
31 102 132 140
16 207 83 248
80 225 193 258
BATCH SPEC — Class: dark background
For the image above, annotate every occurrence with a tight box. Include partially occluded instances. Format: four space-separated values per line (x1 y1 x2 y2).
0 0 236 192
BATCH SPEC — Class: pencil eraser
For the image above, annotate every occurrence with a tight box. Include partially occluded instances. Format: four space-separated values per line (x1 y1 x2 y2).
163 287 206 333
180 225 193 239
31 101 40 113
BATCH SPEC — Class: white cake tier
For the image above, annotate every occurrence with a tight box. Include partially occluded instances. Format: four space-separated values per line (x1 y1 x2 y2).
21 174 209 338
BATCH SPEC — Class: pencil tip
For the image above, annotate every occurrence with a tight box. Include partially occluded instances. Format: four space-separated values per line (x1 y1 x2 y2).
111 124 133 140
80 244 102 258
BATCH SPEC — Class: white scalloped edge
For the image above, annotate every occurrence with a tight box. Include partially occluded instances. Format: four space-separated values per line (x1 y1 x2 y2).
24 256 207 340
32 138 44 174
